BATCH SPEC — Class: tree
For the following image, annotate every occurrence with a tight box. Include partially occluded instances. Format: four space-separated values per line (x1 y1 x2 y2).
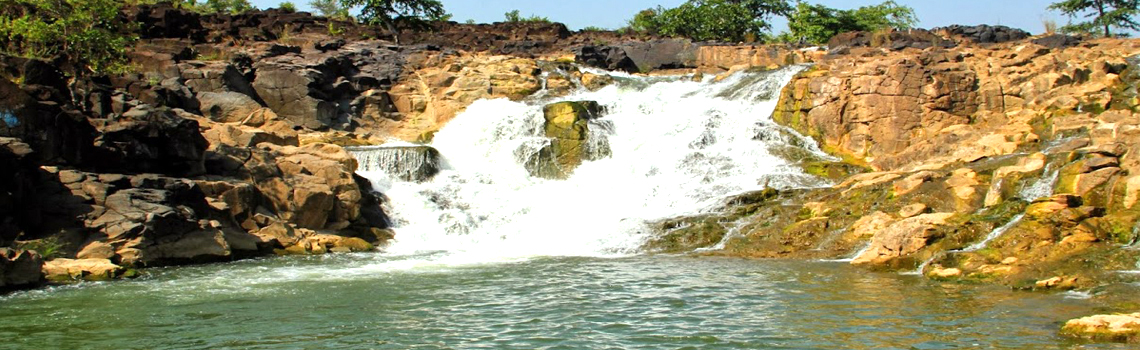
309 0 351 19
0 0 136 74
279 1 296 12
627 0 790 42
785 0 917 44
339 0 445 43
1049 0 1140 37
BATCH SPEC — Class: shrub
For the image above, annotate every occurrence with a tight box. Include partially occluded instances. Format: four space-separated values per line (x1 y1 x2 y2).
280 1 297 12
0 0 137 75
504 9 550 23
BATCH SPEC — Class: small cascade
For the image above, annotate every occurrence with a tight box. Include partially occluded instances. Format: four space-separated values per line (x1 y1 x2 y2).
901 253 942 276
349 144 443 183
1019 164 1060 201
694 219 749 252
959 214 1025 252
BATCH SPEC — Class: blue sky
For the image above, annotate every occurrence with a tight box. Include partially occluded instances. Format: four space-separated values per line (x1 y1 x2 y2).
253 1 1076 34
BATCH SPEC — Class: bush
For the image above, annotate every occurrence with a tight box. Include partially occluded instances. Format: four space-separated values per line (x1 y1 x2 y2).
785 0 917 45
0 0 137 75
504 9 549 23
280 1 296 12
310 0 352 20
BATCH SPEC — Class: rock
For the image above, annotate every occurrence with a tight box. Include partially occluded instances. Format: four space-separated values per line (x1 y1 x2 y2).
1062 313 1140 342
929 266 962 278
89 106 208 176
618 39 698 73
850 212 895 237
252 66 337 130
42 258 124 282
936 25 1030 44
574 45 638 73
1026 194 1083 219
852 213 955 265
1032 34 1081 49
0 248 43 290
524 101 611 179
893 171 941 196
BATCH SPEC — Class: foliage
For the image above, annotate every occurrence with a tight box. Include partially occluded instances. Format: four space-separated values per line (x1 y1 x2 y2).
341 0 445 27
0 0 137 75
784 0 917 44
279 1 296 12
310 0 352 19
1049 0 1140 37
504 9 549 23
625 0 790 42
581 26 609 32
16 237 65 259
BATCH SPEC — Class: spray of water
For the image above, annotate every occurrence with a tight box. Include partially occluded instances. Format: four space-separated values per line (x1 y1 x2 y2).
350 66 829 264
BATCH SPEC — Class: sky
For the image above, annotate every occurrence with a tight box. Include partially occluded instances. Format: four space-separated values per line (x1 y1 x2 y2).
252 0 1079 35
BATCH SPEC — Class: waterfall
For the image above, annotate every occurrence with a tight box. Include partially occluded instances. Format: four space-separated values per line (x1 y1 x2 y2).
350 144 443 182
355 65 829 262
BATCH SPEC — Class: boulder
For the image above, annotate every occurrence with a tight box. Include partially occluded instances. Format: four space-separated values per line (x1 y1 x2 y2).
523 101 611 179
0 248 43 290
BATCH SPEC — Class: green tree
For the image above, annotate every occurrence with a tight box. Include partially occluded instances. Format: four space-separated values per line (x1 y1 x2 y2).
1049 0 1140 37
340 0 445 42
0 0 136 74
279 1 296 12
310 0 351 19
785 0 917 44
626 0 789 42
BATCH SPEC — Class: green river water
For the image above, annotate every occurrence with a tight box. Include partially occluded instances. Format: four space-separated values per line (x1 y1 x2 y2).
0 253 1129 349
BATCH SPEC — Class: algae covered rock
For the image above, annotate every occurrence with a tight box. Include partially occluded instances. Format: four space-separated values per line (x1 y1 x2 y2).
524 100 611 179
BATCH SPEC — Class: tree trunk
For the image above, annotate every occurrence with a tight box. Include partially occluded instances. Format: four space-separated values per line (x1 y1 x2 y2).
1098 0 1110 37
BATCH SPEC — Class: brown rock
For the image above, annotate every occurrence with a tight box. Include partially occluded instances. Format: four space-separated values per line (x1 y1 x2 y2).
0 248 43 290
898 203 930 218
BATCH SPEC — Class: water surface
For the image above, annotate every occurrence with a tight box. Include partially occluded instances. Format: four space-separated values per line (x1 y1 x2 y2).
0 254 1122 349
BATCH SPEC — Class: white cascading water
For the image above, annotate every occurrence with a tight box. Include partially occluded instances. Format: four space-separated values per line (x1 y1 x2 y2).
352 66 831 263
